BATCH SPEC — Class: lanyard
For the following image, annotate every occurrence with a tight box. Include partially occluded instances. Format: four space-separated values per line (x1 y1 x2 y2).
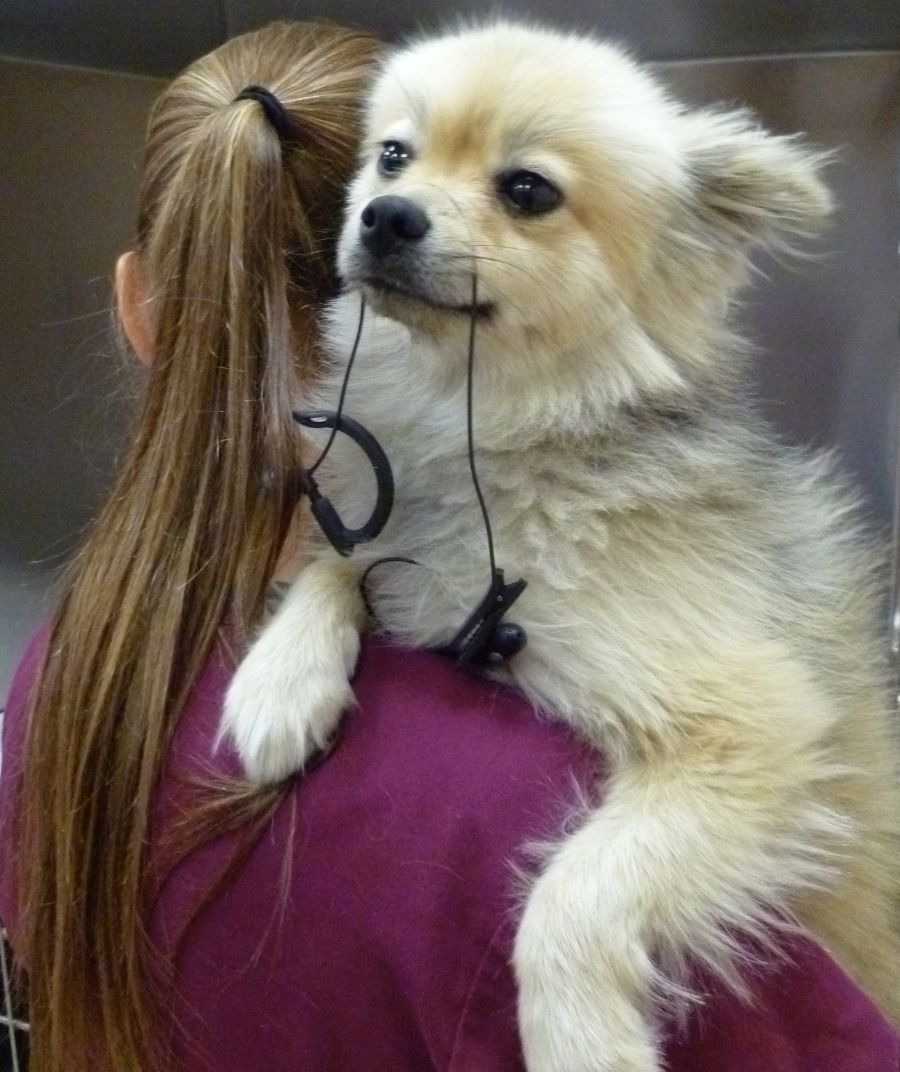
296 288 527 666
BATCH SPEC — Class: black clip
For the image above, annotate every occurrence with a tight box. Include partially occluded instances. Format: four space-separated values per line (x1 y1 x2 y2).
293 410 395 557
439 569 528 666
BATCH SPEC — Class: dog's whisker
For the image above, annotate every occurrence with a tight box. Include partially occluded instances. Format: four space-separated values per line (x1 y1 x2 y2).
467 241 532 255
442 252 546 289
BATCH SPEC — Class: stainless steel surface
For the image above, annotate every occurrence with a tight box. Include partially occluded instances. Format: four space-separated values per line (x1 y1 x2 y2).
0 0 897 77
0 57 161 689
0 40 897 691
0 0 224 78
660 53 900 521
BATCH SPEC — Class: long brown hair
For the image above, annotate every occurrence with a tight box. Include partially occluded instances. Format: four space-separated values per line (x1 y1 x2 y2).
13 21 379 1071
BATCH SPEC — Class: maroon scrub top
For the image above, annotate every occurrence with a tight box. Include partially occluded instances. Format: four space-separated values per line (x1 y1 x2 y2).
1 633 897 1071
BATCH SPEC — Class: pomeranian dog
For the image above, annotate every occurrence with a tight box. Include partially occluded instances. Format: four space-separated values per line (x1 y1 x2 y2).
221 21 900 1070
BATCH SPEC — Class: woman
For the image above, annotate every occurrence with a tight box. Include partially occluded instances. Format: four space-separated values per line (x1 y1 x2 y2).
1 19 897 1072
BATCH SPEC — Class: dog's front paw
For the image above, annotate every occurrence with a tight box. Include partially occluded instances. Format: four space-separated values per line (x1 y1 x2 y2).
219 620 359 784
517 984 660 1072
515 868 662 1072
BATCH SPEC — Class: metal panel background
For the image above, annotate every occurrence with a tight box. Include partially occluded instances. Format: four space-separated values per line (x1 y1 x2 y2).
225 0 900 64
1 0 898 75
661 54 900 522
0 0 224 78
0 23 897 693
0 58 161 690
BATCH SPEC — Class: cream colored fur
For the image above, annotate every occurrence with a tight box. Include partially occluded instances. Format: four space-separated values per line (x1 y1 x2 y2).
220 22 900 1070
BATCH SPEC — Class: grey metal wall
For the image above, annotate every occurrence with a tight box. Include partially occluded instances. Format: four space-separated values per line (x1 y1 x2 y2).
1 0 898 75
662 53 900 523
0 58 161 689
0 11 898 691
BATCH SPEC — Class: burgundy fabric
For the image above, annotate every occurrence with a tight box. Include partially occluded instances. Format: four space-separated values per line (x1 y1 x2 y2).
1 632 897 1071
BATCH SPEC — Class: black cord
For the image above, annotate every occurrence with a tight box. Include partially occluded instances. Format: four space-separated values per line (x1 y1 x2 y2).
357 277 499 617
359 556 423 618
334 276 520 660
465 273 497 578
307 294 367 477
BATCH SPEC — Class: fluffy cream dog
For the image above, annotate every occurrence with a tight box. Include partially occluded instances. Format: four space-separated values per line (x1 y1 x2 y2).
221 21 900 1070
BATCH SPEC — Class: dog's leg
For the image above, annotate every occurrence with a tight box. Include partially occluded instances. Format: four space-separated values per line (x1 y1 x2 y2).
514 651 849 1072
219 556 365 784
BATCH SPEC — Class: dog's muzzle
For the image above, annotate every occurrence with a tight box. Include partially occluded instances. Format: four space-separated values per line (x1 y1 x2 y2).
360 195 430 259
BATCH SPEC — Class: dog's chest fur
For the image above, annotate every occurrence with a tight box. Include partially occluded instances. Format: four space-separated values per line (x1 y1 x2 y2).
312 305 881 747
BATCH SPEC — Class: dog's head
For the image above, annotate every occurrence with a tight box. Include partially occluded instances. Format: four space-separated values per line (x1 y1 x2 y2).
338 22 830 403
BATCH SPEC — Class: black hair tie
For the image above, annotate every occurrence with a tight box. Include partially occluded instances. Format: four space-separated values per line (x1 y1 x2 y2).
233 84 293 141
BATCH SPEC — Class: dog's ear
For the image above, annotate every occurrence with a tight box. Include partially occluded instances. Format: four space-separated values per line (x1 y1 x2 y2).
681 109 833 251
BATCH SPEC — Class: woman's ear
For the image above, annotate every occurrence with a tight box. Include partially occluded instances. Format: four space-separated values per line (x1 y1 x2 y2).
115 251 155 366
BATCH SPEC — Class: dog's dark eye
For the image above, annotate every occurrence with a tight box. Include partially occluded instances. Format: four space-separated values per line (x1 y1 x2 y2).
378 141 413 177
497 170 562 215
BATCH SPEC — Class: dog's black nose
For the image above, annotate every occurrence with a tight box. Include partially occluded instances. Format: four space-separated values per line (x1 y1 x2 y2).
360 195 430 258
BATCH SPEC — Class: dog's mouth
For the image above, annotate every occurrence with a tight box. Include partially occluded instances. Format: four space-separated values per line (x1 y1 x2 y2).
360 275 495 321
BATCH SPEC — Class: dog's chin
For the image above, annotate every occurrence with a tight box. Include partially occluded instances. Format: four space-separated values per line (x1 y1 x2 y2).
355 276 495 329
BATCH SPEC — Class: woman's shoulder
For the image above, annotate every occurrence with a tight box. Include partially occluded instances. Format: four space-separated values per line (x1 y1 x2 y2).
5 631 896 1072
152 635 594 1071
172 633 599 886
0 627 49 931
344 637 599 842
164 636 899 1072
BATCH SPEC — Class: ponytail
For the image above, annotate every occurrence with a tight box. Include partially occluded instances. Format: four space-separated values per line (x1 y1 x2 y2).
13 22 379 1072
